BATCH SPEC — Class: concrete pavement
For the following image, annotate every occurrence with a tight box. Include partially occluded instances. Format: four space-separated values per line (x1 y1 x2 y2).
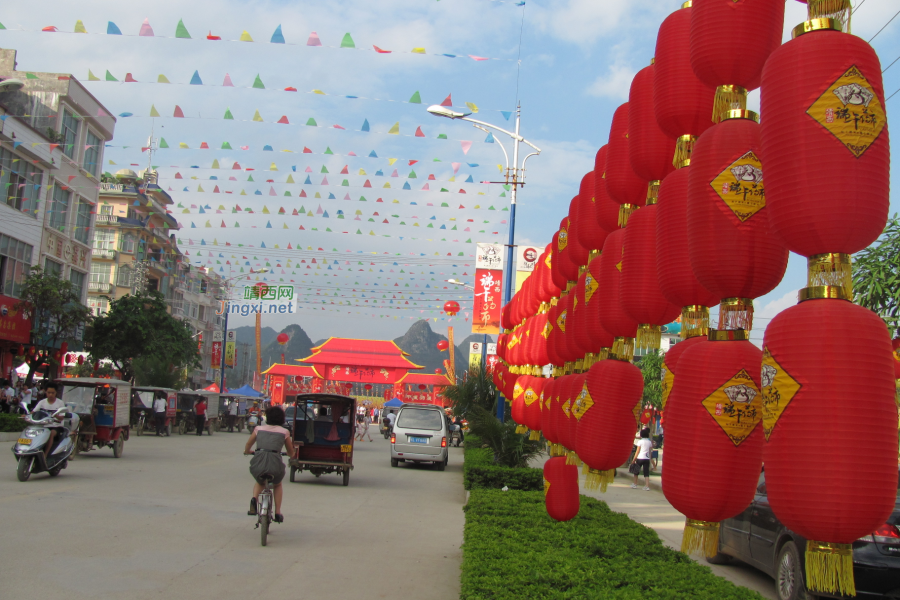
1 429 465 600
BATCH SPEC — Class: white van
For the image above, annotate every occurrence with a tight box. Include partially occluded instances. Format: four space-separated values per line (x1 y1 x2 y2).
389 403 449 470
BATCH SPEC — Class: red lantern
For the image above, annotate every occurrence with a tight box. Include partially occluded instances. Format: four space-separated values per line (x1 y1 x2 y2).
77 355 85 366
662 335 764 557
436 340 449 352
581 254 615 364
276 333 289 345
59 342 68 356
654 4 716 163
549 232 569 293
686 112 789 329
418 384 427 391
523 376 545 440
690 0 784 121
511 380 528 432
593 146 621 234
572 171 609 256
17 344 24 356
543 456 580 522
569 271 592 361
443 300 460 316
64 353 73 365
597 230 639 360
605 103 648 226
760 25 889 261
660 336 706 410
656 167 719 337
364 384 372 391
531 312 550 369
621 204 680 350
556 217 583 285
576 358 643 491
762 297 898 596
629 63 676 183
539 379 558 447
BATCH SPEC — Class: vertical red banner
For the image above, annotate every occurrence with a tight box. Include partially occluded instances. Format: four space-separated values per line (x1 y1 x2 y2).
211 341 222 367
271 376 285 405
472 268 502 334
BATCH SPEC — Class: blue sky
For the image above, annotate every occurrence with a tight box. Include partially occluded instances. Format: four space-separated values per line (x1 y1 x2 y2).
2 0 897 343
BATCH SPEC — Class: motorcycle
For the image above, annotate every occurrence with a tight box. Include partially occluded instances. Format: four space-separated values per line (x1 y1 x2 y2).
247 413 259 434
381 418 392 440
12 402 78 482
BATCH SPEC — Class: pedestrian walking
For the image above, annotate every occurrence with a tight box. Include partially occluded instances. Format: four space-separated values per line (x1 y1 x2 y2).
631 428 653 491
194 398 208 436
356 414 373 442
154 392 168 436
227 400 239 432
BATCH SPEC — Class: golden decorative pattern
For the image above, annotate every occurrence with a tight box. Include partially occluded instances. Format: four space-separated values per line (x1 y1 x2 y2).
661 364 675 410
558 226 569 251
710 150 765 222
571 381 594 420
556 309 567 333
584 270 599 304
561 399 572 418
513 380 525 401
701 368 762 446
524 387 539 406
761 348 802 440
807 65 885 158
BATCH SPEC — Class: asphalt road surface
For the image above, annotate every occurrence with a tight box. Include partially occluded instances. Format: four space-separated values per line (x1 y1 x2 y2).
1 428 466 600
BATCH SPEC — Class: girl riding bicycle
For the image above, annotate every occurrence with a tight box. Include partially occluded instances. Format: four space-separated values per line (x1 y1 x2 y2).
243 405 296 523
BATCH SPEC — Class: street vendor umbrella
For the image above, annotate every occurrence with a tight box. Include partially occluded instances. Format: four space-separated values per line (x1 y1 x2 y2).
384 398 403 407
230 384 262 397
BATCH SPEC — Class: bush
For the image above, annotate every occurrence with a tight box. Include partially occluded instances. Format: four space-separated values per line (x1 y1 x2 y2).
463 435 543 491
461 489 764 600
0 413 25 433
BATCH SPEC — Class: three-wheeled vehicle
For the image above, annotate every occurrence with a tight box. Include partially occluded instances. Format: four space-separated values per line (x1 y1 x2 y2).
132 387 177 436
61 378 131 458
219 394 252 432
175 390 219 435
288 393 355 486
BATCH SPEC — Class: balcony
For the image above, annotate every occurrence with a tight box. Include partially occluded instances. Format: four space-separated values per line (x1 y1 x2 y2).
95 215 146 228
99 183 125 193
93 248 117 260
88 281 113 293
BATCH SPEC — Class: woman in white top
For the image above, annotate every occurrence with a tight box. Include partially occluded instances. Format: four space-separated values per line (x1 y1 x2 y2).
631 428 653 491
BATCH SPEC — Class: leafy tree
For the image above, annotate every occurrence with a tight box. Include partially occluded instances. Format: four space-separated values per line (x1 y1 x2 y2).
853 214 900 337
70 361 116 378
637 349 664 410
14 266 92 384
89 291 200 383
441 363 501 418
133 355 188 389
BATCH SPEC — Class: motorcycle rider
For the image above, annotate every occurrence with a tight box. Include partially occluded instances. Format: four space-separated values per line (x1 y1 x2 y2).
31 382 66 461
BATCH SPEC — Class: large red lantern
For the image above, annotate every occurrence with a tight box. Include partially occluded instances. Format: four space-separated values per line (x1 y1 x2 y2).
593 146 621 234
577 358 644 491
572 172 608 258
689 0 784 122
443 300 460 316
629 63 676 184
556 217 584 285
581 254 615 366
77 355 85 366
436 340 449 352
543 456 579 522
605 103 647 227
596 229 638 361
276 333 289 345
523 376 545 440
762 296 898 596
621 204 680 350
549 231 569 293
662 334 764 557
686 111 789 329
660 336 706 410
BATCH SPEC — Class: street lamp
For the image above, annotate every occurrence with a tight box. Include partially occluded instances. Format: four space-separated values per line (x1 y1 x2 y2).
446 279 488 367
218 268 269 395
430 105 541 420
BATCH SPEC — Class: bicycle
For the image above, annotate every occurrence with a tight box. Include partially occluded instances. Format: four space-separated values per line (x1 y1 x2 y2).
248 451 287 547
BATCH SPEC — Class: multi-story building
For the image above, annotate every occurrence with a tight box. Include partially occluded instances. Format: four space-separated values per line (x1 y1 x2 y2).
175 264 226 388
0 48 115 376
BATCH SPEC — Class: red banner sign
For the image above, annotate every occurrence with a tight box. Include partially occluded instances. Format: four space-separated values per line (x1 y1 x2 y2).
271 375 285 405
211 341 222 367
0 295 32 344
472 268 502 335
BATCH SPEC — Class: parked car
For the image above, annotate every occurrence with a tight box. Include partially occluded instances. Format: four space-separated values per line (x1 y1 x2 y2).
389 403 449 470
710 470 900 600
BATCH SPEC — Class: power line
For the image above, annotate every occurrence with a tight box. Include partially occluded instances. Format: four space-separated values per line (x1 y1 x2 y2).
869 7 900 43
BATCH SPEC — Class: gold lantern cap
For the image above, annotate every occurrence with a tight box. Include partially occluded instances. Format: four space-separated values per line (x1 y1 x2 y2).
798 286 850 302
721 109 760 123
708 329 749 342
792 18 842 39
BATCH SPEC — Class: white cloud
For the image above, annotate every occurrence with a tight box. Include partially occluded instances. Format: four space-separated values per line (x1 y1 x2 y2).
585 63 637 100
750 289 800 347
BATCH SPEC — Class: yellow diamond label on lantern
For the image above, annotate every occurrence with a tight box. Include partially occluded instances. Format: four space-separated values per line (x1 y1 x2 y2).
544 253 552 269
572 296 578 311
543 391 552 411
558 226 569 251
556 309 567 333
632 400 641 427
702 368 762 446
508 333 519 349
661 364 675 410
542 321 552 339
513 381 524 400
561 399 572 418
584 271 599 304
571 381 594 420
760 348 802 441
616 245 624 272
544 477 551 497
524 387 539 406
710 150 766 222
807 64 886 158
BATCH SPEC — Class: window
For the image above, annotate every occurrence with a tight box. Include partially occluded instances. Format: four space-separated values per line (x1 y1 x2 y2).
118 233 136 254
396 408 443 431
87 296 108 316
0 147 43 215
99 204 114 215
93 229 116 251
0 233 33 298
48 185 70 230
83 131 101 176
199 305 207 323
44 258 63 278
116 264 132 288
69 269 86 300
200 279 209 294
90 263 113 284
74 200 92 244
61 109 80 159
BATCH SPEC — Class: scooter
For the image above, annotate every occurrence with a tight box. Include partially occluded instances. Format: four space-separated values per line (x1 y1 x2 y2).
247 413 259 434
11 402 78 482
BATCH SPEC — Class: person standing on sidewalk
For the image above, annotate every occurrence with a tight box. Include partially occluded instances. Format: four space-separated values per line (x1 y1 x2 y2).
154 392 168 436
631 428 652 491
194 398 208 436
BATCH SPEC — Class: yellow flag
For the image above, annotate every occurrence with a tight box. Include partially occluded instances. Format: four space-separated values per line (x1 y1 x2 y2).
179 142 189 149
388 122 400 135
411 47 426 54
157 74 171 83
88 70 101 81
312 89 325 95
252 110 264 122
74 20 87 33
270 162 278 171
465 102 479 113
262 206 270 214
211 159 220 169
388 158 398 166
240 30 254 42
286 174 295 183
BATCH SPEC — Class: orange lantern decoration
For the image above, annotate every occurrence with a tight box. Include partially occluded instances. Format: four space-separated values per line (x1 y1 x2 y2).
443 300 460 316
543 456 579 522
662 334 764 557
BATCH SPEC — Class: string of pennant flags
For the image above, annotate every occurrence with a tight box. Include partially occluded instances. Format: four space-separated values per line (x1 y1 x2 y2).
4 19 514 62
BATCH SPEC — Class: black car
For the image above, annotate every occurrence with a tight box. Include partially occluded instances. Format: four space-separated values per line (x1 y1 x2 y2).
709 471 900 600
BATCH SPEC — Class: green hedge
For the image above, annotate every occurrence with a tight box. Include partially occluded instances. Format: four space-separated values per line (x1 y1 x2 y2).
463 436 543 491
0 413 25 433
461 489 764 600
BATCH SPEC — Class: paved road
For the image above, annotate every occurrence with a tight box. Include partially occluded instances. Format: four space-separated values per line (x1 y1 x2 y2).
1 429 465 600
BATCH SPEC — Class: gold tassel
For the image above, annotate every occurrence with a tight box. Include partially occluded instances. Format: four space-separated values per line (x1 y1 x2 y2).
582 462 592 476
584 468 600 490
597 348 610 361
599 469 615 493
718 298 754 332
636 324 662 351
565 451 578 466
673 135 696 169
618 203 637 228
712 85 748 124
529 430 542 441
681 305 710 339
681 519 720 558
646 180 661 206
808 253 853 300
515 424 527 434
807 0 851 32
611 337 635 362
805 541 856 596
